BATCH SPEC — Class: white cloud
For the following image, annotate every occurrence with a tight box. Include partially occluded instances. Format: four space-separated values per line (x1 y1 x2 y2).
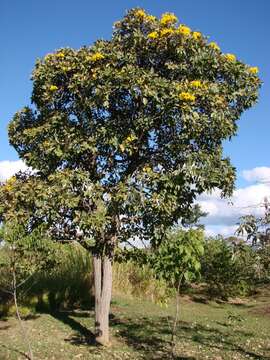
198 175 270 237
204 225 238 238
0 160 28 181
242 167 270 183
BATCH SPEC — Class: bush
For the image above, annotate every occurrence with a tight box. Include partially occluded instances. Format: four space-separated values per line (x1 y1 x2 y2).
254 246 270 283
201 238 257 299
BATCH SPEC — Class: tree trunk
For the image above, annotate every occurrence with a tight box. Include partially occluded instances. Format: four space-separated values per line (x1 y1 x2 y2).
170 277 183 359
12 272 34 360
93 255 112 346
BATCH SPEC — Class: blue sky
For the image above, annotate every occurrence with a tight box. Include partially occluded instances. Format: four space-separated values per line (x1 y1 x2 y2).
1 0 269 236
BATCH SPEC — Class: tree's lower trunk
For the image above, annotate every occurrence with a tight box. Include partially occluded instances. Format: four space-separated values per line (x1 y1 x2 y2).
93 255 112 346
170 277 182 359
13 273 34 360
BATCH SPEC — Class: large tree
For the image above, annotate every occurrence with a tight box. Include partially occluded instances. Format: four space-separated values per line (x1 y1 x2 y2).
0 8 260 344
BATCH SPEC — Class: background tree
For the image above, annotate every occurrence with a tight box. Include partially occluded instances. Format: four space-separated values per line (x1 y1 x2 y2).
181 204 207 229
0 222 58 360
0 8 260 344
201 237 257 299
237 197 270 247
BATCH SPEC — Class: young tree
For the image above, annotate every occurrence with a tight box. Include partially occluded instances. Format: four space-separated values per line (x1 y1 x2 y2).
0 8 260 344
0 222 58 360
149 229 204 357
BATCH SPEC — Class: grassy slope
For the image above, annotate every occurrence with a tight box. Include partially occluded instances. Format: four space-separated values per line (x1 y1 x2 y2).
1 290 270 360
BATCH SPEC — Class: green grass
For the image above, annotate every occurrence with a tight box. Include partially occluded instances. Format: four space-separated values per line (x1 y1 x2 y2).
1 290 270 360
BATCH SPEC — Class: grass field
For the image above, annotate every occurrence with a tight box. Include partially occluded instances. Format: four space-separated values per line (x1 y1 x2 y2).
1 289 270 360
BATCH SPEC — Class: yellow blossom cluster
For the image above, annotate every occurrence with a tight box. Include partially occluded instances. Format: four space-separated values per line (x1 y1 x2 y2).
147 31 158 39
178 25 191 36
134 9 146 19
179 92 196 102
248 66 259 74
209 42 220 51
192 31 202 40
134 10 156 22
160 28 174 37
49 85 58 91
146 15 156 22
143 166 151 173
147 22 194 40
126 134 137 143
225 53 236 62
56 52 65 58
119 134 137 152
88 52 105 62
3 176 16 192
190 80 203 88
160 12 178 26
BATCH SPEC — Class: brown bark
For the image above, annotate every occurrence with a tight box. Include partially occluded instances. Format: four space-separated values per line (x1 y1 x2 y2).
93 255 112 346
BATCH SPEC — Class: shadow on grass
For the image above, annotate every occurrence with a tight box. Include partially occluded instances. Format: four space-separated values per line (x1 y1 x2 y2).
110 315 198 359
50 310 96 346
177 321 267 360
49 309 269 360
0 343 31 360
22 314 40 321
110 314 269 360
0 325 11 331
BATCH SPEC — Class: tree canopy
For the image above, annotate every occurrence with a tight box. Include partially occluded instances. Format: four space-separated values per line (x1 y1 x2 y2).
0 8 261 255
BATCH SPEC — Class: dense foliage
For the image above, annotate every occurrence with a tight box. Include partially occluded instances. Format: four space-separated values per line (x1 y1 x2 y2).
0 8 260 256
0 223 59 294
150 229 204 286
201 238 259 299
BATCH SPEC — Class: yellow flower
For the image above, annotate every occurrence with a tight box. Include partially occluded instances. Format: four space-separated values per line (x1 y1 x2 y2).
49 85 58 91
147 31 158 39
160 12 178 26
225 53 236 62
209 42 220 51
192 31 202 40
126 134 137 143
88 52 105 62
178 25 191 36
143 166 151 173
190 80 203 88
146 15 156 22
179 92 196 102
56 52 65 58
134 9 146 19
248 66 259 74
4 176 16 192
160 28 174 37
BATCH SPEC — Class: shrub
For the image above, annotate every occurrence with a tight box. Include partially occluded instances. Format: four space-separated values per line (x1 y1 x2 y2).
201 238 257 299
